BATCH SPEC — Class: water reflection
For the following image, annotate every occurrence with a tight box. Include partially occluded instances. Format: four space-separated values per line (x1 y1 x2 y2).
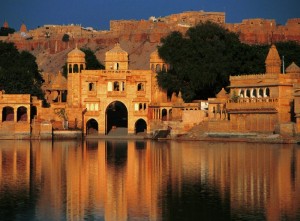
0 140 299 220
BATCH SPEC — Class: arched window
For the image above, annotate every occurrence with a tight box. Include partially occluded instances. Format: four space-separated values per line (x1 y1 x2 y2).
139 103 143 110
246 89 250 98
143 103 146 110
151 64 155 71
240 89 244 97
2 106 14 122
259 88 263 97
162 64 167 72
156 64 161 72
89 83 95 91
253 89 257 97
266 88 270 97
137 83 144 91
73 64 79 73
17 106 27 122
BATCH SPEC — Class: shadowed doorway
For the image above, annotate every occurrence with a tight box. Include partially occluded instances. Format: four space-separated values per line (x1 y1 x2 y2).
106 101 128 135
86 119 98 135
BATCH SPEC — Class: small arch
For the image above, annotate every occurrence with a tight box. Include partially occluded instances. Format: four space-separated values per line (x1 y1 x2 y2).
139 103 143 110
2 106 14 122
73 64 79 73
162 64 167 72
17 106 27 122
89 82 95 91
143 103 147 110
151 64 155 71
86 119 98 135
155 64 161 72
259 88 263 97
246 89 250 98
253 89 257 97
265 88 270 97
135 119 147 134
240 89 244 97
107 82 113 91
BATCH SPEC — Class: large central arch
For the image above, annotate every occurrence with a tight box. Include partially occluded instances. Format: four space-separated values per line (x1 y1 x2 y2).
106 101 128 135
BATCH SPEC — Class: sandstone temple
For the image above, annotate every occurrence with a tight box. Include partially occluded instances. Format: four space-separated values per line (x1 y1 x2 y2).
0 42 300 139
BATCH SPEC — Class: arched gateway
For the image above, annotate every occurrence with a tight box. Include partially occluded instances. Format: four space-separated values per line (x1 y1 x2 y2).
135 119 147 134
86 119 98 135
106 101 128 135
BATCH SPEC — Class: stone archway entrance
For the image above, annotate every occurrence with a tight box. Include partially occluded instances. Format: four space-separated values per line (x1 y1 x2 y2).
86 119 98 135
135 119 147 134
106 101 128 135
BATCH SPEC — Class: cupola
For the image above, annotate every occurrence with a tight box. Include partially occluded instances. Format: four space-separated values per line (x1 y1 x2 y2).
150 49 168 73
67 46 86 74
105 43 128 70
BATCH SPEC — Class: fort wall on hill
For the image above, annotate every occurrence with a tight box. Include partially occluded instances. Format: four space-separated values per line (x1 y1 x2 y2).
2 11 299 74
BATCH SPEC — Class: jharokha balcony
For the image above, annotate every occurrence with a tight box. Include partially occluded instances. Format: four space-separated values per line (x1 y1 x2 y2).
226 97 279 113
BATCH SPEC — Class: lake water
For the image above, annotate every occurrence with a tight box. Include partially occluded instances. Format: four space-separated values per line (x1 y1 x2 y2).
0 139 299 221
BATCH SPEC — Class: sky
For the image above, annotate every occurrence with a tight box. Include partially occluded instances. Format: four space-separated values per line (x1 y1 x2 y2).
1 0 299 31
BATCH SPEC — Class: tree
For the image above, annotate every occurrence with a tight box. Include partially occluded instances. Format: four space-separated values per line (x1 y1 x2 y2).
62 47 104 77
0 27 15 36
157 22 267 101
0 41 44 99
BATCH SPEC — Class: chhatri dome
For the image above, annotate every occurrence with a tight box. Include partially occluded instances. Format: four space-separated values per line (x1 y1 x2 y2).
67 45 85 63
105 43 128 70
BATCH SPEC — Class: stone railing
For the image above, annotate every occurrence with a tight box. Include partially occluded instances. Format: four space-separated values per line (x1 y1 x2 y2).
227 97 278 110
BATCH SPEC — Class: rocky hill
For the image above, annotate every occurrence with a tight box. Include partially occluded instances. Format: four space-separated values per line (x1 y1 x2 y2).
2 11 300 75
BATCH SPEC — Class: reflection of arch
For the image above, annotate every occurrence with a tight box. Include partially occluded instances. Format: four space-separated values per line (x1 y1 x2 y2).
162 109 167 121
17 106 27 122
2 106 14 122
169 109 172 120
135 119 147 134
106 101 128 134
86 118 98 135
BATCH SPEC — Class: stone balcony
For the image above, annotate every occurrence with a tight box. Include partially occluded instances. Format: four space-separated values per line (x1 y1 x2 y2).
226 97 278 113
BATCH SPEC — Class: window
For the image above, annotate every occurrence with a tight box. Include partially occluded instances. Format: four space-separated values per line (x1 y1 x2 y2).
137 83 144 91
89 83 95 91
